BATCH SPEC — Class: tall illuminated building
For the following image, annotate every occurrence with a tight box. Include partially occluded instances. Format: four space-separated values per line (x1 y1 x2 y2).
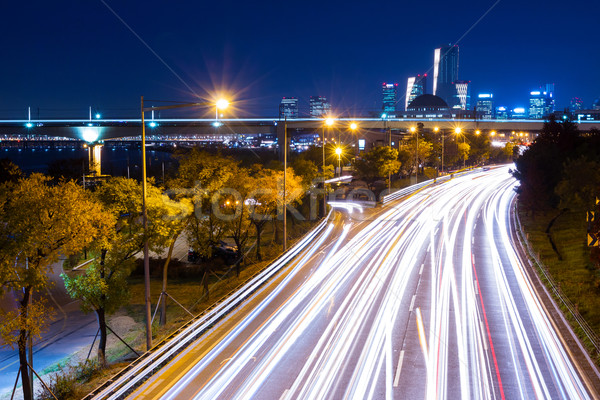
569 97 583 113
476 93 494 119
382 83 398 113
309 96 331 117
433 44 459 106
405 74 427 110
279 97 299 119
528 84 555 119
450 80 471 110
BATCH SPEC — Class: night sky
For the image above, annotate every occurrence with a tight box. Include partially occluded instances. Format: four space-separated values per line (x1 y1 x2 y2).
2 0 598 119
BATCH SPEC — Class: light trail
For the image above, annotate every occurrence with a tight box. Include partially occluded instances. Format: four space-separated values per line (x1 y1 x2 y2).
129 165 595 400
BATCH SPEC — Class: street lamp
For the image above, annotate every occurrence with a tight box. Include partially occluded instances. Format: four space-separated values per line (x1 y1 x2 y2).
410 126 418 184
283 116 287 252
455 127 465 168
215 99 229 121
322 117 334 217
434 126 444 175
140 96 228 350
335 146 342 177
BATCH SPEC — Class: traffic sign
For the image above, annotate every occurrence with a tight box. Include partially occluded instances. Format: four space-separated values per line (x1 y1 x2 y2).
587 211 596 222
588 233 599 247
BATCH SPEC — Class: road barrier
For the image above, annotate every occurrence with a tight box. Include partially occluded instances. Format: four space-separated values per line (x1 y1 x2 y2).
85 212 332 400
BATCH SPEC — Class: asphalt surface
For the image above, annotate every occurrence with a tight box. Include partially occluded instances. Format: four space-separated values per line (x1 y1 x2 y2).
0 260 98 398
125 166 598 400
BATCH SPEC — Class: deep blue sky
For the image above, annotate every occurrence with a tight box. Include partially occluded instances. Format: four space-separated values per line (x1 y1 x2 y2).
2 0 598 118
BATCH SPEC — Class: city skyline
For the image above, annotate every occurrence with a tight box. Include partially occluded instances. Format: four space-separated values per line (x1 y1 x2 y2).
1 0 598 118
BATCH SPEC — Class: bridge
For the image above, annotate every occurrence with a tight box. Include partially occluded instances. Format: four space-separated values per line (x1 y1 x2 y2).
1 117 598 144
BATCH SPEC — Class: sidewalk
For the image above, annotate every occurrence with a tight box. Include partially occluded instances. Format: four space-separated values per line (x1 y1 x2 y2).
0 259 98 399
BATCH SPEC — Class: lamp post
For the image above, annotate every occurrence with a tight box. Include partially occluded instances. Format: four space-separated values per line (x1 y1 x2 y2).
349 122 358 156
140 96 228 350
434 126 442 176
335 146 342 177
455 127 464 168
283 116 287 252
410 126 418 184
322 117 334 217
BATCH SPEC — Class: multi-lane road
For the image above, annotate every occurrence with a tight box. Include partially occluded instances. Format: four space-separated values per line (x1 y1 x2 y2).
99 165 599 399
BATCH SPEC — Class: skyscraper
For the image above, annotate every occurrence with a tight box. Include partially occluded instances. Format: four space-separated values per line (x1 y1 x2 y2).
476 93 494 119
382 83 398 114
405 74 427 110
433 45 459 106
309 96 331 117
450 80 471 110
569 97 583 113
279 97 299 119
528 84 555 119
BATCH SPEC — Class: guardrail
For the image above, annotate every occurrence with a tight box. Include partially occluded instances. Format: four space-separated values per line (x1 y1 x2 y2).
513 204 600 357
85 212 332 400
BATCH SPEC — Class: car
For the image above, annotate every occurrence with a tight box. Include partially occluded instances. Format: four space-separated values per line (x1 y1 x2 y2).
187 248 202 263
213 241 237 260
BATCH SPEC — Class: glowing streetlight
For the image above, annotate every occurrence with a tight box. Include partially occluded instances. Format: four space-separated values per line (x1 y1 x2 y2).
454 127 466 168
350 122 358 131
216 98 229 111
139 96 232 349
475 130 481 135
321 118 335 217
490 131 496 137
335 146 343 177
410 126 418 184
435 126 445 175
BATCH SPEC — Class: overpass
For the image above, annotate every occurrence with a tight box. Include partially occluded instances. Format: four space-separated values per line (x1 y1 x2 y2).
0 117 598 143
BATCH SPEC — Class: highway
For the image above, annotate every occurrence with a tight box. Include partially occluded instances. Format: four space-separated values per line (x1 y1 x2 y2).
104 165 597 399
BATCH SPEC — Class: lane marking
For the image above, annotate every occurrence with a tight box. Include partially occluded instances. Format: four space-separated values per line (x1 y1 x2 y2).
409 295 416 312
393 350 405 387
280 389 290 400
419 263 425 275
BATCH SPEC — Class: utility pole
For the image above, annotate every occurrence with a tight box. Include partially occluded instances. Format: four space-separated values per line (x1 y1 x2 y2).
283 116 287 252
141 96 152 351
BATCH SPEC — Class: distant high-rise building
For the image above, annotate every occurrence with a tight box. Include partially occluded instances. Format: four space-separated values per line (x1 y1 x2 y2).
433 45 459 106
382 83 398 113
528 84 555 119
496 106 508 120
405 74 427 110
309 96 331 117
450 80 471 110
279 97 299 119
511 107 528 119
569 97 583 113
476 93 494 119
591 97 600 110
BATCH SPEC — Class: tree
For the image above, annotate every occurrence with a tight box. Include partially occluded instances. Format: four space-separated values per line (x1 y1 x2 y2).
457 142 471 166
513 117 581 213
0 158 23 184
0 175 111 400
247 167 304 260
63 177 189 364
352 146 401 190
171 150 239 297
292 158 319 188
555 157 600 211
467 132 491 165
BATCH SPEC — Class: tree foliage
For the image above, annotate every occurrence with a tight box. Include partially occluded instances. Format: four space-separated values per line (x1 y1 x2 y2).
353 146 401 190
0 175 112 399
